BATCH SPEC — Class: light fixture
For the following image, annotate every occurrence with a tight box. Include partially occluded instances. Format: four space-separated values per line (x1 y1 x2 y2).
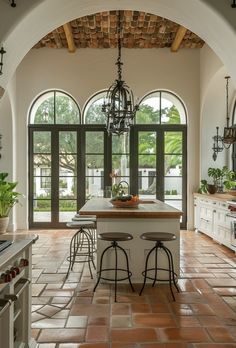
0 134 2 159
102 11 139 136
9 0 16 7
212 76 236 161
0 46 6 75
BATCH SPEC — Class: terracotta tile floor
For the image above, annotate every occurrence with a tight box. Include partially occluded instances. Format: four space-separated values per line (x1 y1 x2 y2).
31 230 236 347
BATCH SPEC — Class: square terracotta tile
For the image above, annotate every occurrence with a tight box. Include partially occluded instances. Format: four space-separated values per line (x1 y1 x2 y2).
111 315 132 327
86 326 108 342
37 328 85 343
159 327 210 342
111 328 158 342
133 313 176 328
206 327 235 342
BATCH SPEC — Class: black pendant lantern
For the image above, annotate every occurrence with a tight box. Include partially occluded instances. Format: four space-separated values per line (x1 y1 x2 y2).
222 76 236 146
102 11 139 136
212 76 236 160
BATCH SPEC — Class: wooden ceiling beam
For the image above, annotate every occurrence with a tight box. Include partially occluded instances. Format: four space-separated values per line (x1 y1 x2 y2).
63 23 76 53
171 25 187 52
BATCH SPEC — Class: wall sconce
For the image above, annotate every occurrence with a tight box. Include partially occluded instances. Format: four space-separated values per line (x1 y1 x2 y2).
212 76 236 161
0 134 2 159
9 0 16 7
232 0 236 8
0 46 6 75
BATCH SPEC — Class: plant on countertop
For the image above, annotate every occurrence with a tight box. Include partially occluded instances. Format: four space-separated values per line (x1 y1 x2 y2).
197 179 208 194
208 166 236 192
0 172 21 217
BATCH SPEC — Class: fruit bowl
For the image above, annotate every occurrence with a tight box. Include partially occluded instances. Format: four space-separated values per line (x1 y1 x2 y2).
110 196 140 208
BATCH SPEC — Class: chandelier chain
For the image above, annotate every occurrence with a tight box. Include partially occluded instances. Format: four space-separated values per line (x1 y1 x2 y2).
116 11 122 82
226 76 230 127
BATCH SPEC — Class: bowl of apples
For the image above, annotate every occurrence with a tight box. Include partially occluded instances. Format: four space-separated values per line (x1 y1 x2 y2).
110 195 140 208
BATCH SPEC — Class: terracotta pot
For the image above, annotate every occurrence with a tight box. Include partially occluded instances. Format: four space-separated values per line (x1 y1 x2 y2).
0 216 9 234
207 184 217 194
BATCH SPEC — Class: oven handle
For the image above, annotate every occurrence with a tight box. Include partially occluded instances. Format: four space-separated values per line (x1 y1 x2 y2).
226 213 235 217
0 299 11 316
4 278 30 302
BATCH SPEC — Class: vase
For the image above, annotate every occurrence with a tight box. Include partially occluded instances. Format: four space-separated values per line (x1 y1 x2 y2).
207 184 217 194
0 216 9 234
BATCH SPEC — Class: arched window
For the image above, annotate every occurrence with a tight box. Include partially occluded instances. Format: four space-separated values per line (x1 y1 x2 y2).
83 91 107 124
30 90 80 125
136 90 187 125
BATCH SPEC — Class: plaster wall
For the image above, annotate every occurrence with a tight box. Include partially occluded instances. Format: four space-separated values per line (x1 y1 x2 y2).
15 47 200 230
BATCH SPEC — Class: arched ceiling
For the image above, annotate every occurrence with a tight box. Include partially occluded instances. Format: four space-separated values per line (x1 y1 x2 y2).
0 0 236 90
33 10 204 51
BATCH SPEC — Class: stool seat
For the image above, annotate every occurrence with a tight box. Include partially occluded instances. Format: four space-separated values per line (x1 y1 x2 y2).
140 232 176 242
67 221 95 228
73 214 97 222
98 232 133 242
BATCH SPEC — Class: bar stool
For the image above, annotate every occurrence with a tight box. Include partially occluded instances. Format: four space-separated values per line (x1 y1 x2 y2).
72 214 97 248
139 232 180 301
66 220 96 279
93 232 135 302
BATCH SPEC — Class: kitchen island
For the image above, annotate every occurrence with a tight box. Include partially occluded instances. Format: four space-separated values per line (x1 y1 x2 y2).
79 198 182 283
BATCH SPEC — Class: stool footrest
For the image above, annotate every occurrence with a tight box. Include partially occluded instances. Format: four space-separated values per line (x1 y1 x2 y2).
96 268 132 282
141 268 178 283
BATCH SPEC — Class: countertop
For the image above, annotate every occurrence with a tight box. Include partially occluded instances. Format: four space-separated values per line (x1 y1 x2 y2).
194 192 236 202
79 198 182 218
0 233 38 269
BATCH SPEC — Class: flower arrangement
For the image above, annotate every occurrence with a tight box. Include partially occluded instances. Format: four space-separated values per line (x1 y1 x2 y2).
109 171 120 197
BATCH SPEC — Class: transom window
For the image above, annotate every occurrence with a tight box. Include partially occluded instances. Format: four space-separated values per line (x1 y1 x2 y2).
83 91 107 124
30 90 80 125
136 91 186 125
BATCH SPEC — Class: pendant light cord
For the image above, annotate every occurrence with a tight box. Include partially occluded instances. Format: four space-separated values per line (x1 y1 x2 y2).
225 76 230 128
116 11 123 82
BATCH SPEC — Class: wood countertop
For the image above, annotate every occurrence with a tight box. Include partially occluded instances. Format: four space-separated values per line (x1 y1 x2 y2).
193 192 236 202
79 198 182 219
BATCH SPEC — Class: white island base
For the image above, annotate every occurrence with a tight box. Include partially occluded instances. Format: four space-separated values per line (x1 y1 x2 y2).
80 198 182 283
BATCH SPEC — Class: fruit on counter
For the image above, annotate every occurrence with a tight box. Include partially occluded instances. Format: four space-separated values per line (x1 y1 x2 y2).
111 194 139 202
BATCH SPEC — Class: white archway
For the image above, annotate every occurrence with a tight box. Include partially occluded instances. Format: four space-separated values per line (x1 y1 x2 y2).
0 0 236 89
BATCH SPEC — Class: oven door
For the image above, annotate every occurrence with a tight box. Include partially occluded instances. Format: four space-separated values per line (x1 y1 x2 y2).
231 220 236 247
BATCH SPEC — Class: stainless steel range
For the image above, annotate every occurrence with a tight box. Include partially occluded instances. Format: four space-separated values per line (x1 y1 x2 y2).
0 240 12 253
226 200 236 248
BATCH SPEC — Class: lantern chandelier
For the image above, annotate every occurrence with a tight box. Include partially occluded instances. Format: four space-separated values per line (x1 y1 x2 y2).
212 76 236 161
102 11 139 135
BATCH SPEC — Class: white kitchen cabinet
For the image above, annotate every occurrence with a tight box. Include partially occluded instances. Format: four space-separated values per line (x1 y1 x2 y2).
194 194 234 251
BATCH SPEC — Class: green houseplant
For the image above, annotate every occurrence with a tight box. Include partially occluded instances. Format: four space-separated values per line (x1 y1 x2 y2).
0 172 21 233
208 166 235 193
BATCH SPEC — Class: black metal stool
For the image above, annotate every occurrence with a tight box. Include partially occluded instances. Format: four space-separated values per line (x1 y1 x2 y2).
72 214 97 248
139 232 180 301
66 220 96 279
93 232 135 302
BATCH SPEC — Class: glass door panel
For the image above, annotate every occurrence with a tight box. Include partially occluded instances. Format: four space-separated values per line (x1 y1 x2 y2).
112 134 130 187
33 132 52 222
138 132 157 198
85 131 104 199
164 131 183 220
59 131 77 222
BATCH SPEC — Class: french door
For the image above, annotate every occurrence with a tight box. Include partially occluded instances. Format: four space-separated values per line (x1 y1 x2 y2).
131 126 187 227
29 125 186 229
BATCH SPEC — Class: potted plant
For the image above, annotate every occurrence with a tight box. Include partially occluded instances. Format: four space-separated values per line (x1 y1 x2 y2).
208 166 235 193
0 172 21 234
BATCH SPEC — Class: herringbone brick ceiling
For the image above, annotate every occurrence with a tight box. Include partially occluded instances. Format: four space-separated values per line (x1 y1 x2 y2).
34 10 204 50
